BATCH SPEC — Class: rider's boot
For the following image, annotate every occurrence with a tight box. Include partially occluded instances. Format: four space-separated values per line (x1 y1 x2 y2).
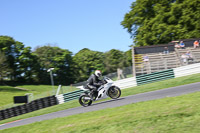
89 90 94 100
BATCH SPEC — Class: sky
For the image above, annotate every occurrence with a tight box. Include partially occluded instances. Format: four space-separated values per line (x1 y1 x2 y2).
1 0 134 55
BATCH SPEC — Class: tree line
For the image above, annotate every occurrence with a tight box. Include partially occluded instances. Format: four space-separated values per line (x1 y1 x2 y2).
121 0 200 46
0 36 132 85
2 0 199 85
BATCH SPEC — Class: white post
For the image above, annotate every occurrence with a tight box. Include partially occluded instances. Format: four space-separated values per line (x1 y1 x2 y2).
47 68 55 95
56 85 62 96
50 71 54 93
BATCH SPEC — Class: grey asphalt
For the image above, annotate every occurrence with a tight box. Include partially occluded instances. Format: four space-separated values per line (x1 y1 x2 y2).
1 82 200 130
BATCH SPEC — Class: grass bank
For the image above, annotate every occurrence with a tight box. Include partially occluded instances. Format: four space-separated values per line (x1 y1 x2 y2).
0 85 78 108
0 85 57 107
0 73 200 125
2 90 200 132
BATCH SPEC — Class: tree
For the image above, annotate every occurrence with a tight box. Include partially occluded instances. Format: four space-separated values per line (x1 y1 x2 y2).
17 47 40 83
73 48 104 82
34 45 73 85
103 49 128 73
121 0 200 46
125 49 132 66
0 36 17 80
0 36 26 80
0 51 12 82
0 36 38 83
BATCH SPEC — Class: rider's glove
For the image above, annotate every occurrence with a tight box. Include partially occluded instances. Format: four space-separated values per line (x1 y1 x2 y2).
97 82 103 86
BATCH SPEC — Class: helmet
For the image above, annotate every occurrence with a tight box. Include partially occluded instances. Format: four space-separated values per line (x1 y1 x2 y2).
95 70 102 77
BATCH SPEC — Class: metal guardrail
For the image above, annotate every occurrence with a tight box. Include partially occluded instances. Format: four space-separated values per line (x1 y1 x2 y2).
56 90 85 103
114 77 137 89
63 90 84 102
136 69 174 85
174 63 200 78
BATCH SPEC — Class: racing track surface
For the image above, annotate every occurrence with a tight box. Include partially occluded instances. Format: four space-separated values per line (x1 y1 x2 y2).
1 82 200 130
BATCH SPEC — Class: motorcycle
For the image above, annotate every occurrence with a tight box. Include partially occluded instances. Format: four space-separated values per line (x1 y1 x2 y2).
77 76 121 107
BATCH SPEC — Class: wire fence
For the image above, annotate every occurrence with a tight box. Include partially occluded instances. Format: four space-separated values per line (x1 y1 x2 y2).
72 66 133 86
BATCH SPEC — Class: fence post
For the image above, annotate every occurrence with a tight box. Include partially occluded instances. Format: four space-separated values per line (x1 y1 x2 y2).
132 46 136 77
56 85 62 96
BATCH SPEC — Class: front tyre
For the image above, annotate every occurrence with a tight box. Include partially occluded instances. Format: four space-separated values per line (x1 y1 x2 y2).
107 86 121 99
79 94 92 107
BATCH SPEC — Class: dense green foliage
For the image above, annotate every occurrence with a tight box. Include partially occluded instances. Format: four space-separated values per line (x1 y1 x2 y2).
121 0 200 46
104 49 126 72
72 48 130 83
72 48 105 82
0 36 37 82
34 46 74 84
0 36 131 85
0 51 11 81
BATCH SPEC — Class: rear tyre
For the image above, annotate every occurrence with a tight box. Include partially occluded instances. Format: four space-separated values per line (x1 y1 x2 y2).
79 94 92 107
107 86 121 99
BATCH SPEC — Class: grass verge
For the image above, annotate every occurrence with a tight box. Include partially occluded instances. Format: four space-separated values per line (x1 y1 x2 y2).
2 90 200 132
0 85 57 107
0 73 200 125
0 85 78 108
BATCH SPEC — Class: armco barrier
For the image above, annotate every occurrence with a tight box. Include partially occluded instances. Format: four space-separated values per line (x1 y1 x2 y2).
136 69 175 85
114 77 137 89
0 95 58 121
173 63 200 78
63 90 84 102
56 90 84 104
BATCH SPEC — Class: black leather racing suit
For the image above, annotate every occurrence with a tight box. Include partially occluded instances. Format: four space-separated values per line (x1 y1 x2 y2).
87 74 103 92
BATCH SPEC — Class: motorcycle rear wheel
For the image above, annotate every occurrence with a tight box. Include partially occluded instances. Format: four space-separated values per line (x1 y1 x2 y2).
107 86 121 99
79 94 92 107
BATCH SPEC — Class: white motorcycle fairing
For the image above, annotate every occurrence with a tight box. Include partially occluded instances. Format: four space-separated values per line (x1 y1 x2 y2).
78 77 121 107
95 78 113 101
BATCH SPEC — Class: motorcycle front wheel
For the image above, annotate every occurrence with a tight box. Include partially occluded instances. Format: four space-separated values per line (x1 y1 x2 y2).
107 86 121 99
79 94 92 107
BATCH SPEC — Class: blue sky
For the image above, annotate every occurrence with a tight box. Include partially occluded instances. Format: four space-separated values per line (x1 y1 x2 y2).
1 0 134 54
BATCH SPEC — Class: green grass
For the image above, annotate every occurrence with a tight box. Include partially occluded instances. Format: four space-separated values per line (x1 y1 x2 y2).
0 85 78 108
0 73 200 125
16 85 78 94
2 91 200 132
0 86 28 108
0 85 57 108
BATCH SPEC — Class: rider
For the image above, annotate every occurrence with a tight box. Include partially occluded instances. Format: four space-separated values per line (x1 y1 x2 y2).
87 70 103 99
